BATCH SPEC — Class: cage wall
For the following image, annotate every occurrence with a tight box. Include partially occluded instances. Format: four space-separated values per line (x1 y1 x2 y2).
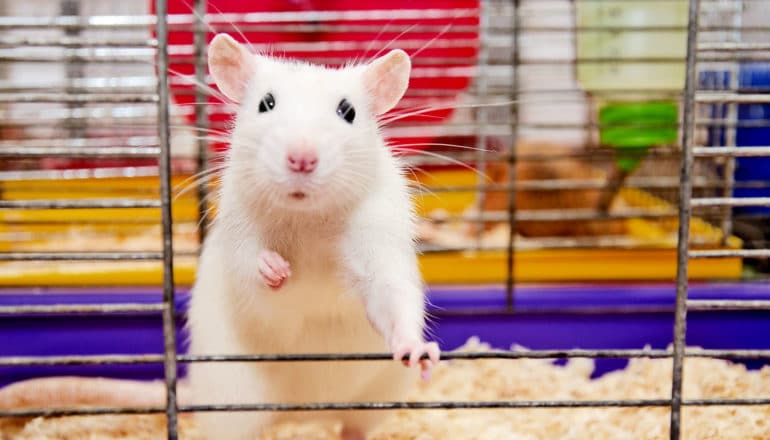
1 1 770 439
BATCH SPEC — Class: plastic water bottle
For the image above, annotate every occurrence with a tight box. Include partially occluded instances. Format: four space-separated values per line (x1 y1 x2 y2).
575 0 689 209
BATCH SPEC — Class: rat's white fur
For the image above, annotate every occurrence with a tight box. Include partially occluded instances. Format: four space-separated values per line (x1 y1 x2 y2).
187 35 433 439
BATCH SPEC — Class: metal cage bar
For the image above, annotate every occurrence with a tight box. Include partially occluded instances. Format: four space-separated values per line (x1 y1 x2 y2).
0 1 769 438
670 0 702 438
193 0 209 243
505 0 519 310
473 1 490 251
155 0 179 438
8 348 770 368
4 396 770 419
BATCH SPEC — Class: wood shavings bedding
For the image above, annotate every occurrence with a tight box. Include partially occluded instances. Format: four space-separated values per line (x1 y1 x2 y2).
415 202 632 251
1 338 769 440
0 225 199 280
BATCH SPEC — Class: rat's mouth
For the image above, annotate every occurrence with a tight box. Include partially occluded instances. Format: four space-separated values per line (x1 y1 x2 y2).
289 191 307 200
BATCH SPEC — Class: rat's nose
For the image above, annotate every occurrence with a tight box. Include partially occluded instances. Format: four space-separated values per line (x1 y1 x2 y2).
286 145 318 174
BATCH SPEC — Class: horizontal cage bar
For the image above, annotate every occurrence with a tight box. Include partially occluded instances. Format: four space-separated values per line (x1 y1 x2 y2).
419 209 677 223
696 93 770 104
417 179 770 193
0 199 161 209
7 53 770 66
0 93 158 104
0 36 157 48
698 42 770 51
689 249 770 259
7 349 770 368
0 146 161 158
179 398 770 413
0 166 160 182
0 137 159 149
693 147 770 157
688 300 770 311
0 9 479 27
4 397 770 419
417 237 728 253
691 197 770 208
0 252 162 261
0 303 165 316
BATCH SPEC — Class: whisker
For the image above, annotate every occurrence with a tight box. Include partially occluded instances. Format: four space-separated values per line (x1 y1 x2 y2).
166 66 229 102
355 17 397 66
385 112 445 122
174 177 223 202
195 192 221 230
171 101 214 107
180 136 232 145
365 23 419 64
380 99 516 125
392 142 489 153
407 22 453 60
205 1 259 55
170 102 236 112
402 168 438 201
173 164 227 195
179 0 220 39
383 99 458 118
170 132 231 143
168 124 231 135
395 148 488 179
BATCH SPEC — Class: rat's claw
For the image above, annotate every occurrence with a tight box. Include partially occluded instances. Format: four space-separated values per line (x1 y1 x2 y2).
257 250 291 289
392 346 411 367
420 360 432 381
392 340 441 381
420 342 440 381
425 341 440 364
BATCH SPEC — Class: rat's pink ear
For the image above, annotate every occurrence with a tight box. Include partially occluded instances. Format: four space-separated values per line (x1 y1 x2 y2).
208 33 256 103
362 49 411 115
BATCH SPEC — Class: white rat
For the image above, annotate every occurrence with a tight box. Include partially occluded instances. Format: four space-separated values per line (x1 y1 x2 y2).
186 33 440 440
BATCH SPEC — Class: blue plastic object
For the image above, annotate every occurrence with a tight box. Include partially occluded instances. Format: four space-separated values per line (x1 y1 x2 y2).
0 289 191 387
3 282 770 387
700 63 770 215
735 63 770 215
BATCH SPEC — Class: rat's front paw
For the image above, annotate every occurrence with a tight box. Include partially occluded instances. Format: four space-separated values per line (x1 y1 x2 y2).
392 339 440 381
257 250 291 289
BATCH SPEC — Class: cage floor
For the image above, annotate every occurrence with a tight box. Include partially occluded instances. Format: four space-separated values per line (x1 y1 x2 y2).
2 282 770 387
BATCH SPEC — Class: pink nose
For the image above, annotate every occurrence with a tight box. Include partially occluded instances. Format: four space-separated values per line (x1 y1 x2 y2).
286 146 318 174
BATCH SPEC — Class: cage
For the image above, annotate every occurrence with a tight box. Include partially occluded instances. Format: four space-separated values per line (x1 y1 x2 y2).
0 0 769 439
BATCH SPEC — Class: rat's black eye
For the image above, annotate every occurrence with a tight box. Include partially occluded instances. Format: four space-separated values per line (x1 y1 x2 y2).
336 98 355 124
258 93 275 113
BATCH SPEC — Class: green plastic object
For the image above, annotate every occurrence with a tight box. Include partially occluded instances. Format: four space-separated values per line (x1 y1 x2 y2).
599 101 679 171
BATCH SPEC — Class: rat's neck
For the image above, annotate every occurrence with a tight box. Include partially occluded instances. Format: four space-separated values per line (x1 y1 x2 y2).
218 195 346 242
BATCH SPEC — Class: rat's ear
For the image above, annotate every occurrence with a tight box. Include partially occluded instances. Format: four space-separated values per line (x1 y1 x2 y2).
208 33 256 103
362 49 411 115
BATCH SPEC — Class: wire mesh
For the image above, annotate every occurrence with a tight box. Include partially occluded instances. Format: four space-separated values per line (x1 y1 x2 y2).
0 0 769 439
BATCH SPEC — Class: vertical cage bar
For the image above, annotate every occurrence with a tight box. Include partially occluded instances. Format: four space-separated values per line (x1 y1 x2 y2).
155 0 179 438
474 1 490 250
61 0 85 142
505 0 519 309
719 3 743 246
194 0 210 242
719 114 736 246
670 0 701 438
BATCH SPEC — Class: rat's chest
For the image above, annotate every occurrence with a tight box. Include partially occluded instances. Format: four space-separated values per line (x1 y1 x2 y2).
237 269 377 353
253 232 354 307
263 219 347 268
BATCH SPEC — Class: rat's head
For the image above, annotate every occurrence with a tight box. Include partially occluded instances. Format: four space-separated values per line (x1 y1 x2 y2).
208 33 410 214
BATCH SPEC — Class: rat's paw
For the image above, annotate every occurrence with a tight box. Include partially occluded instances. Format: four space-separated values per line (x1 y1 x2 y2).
257 250 291 289
392 340 441 381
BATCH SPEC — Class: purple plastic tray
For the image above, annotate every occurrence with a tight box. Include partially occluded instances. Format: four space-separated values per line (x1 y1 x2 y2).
2 282 770 387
